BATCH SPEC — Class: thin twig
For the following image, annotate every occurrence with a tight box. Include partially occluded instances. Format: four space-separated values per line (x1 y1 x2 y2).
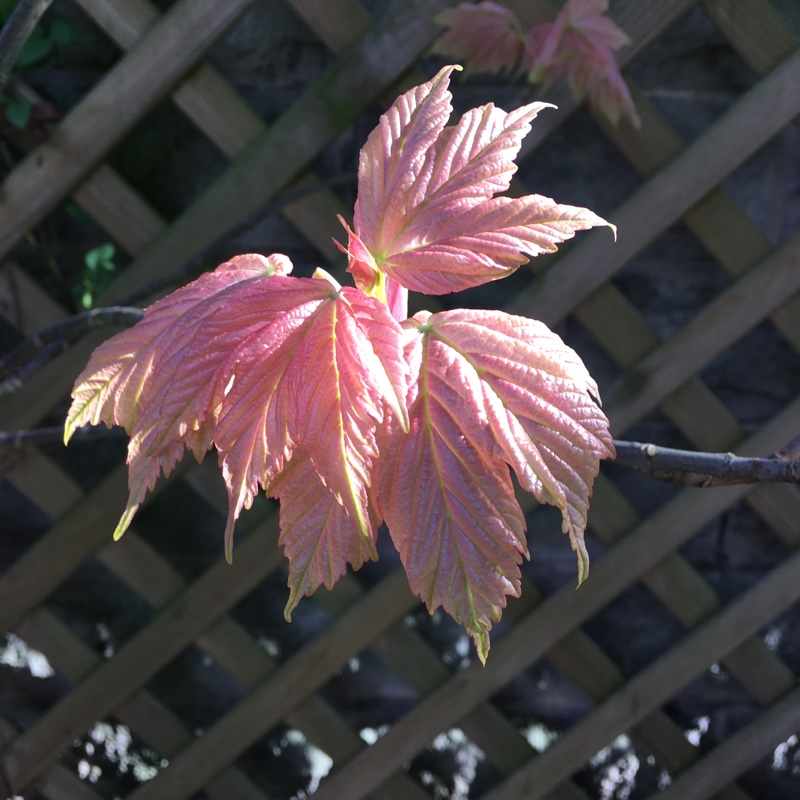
0 0 54 94
0 306 143 396
0 424 124 449
613 440 800 487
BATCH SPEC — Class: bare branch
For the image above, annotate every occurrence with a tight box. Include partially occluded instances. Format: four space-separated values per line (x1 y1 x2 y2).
0 424 122 449
0 306 143 396
613 440 800 487
0 0 54 94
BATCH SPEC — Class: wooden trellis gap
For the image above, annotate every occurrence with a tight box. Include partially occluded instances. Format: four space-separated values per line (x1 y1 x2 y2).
1 514 283 791
121 570 418 800
604 231 800 434
94 0 452 306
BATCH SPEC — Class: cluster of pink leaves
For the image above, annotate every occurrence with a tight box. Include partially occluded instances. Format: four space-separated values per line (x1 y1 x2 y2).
433 0 640 126
65 66 615 662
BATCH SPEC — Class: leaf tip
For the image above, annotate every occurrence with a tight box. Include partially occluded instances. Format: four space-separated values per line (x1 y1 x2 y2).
474 629 490 666
575 543 590 587
113 503 139 541
284 586 303 623
224 520 236 565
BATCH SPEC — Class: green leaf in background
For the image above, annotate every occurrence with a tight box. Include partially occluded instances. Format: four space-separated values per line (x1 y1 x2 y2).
49 16 73 45
16 28 52 68
80 243 117 308
5 99 31 129
84 243 116 272
0 0 16 22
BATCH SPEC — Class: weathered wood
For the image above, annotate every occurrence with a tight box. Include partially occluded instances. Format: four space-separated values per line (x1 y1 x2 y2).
123 569 418 800
286 0 373 51
72 165 166 255
15 610 270 800
96 0 456 306
0 463 130 633
648 684 800 800
1 516 284 791
605 232 800 434
4 447 422 799
0 0 258 260
703 0 797 74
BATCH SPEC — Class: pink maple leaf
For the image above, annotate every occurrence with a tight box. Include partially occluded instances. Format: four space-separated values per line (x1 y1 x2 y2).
343 65 611 298
431 1 526 75
376 309 614 660
526 0 639 126
67 66 614 661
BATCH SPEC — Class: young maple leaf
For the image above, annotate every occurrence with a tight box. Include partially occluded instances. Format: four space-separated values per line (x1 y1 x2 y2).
431 1 526 75
376 310 614 662
67 65 614 662
66 258 409 570
525 0 639 126
342 65 610 298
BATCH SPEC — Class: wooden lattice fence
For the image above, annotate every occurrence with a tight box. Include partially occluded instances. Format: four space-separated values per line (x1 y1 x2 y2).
1 0 799 799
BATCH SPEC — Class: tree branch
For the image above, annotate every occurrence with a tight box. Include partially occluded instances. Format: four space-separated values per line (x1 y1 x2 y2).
0 424 122 449
0 0 54 94
0 306 143 396
612 439 800 487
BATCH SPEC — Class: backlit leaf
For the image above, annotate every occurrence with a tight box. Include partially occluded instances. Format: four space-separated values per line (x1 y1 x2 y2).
377 309 613 660
270 450 381 620
346 65 612 295
432 2 525 75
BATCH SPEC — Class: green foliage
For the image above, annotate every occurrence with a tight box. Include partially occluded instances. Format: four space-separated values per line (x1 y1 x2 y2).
79 243 117 309
0 9 75 129
4 98 30 128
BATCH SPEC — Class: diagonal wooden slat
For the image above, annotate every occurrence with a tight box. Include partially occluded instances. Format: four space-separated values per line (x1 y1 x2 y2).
95 0 455 305
15 610 271 800
603 231 800 434
1 715 104 800
0 0 259 260
121 569 419 800
1 3 798 800
647 683 800 800
0 516 284 792
6 446 428 800
0 0 453 439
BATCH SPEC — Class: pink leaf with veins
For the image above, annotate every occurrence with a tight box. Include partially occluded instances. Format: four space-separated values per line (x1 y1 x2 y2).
432 1 525 75
345 65 612 296
525 0 639 126
67 67 615 660
67 259 408 559
270 450 382 620
208 277 407 559
63 254 283 444
376 309 613 662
